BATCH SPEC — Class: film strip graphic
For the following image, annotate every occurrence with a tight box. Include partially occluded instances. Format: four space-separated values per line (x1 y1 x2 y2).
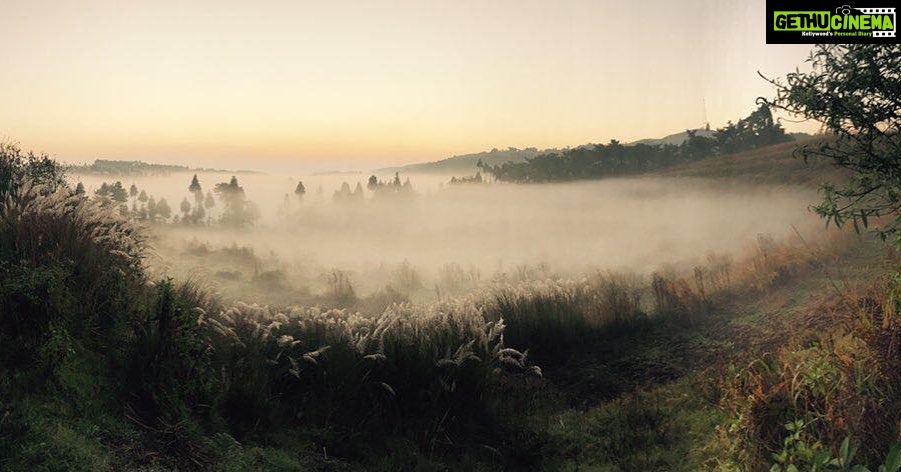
857 7 896 36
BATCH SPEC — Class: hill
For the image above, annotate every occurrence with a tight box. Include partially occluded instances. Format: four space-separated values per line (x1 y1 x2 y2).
379 108 811 178
376 147 550 175
654 135 849 187
376 128 717 176
67 159 257 176
630 127 715 146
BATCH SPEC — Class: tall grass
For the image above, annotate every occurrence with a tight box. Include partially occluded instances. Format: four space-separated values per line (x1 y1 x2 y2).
205 299 538 441
2 145 879 469
0 168 541 466
716 239 901 468
0 183 146 371
485 273 646 366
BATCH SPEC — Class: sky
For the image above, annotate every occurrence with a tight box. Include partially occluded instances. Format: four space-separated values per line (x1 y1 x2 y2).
0 0 819 172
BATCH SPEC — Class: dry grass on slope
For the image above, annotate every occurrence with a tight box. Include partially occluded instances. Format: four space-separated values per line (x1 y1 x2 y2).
656 137 851 188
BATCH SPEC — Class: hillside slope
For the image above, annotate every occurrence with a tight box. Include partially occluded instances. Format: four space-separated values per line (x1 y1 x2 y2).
655 137 849 187
377 148 548 175
535 234 893 470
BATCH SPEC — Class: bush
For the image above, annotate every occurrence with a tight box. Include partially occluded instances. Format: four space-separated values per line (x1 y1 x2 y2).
0 142 65 201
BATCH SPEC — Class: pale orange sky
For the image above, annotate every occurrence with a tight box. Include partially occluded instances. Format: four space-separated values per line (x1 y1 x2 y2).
1 0 818 171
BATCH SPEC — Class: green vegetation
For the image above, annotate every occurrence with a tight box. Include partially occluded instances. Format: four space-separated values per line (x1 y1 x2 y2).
763 44 901 243
0 145 539 469
479 104 791 183
5 137 901 470
4 44 901 471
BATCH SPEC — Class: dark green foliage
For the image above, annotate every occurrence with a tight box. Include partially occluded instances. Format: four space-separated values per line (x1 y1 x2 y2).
481 105 791 183
125 280 221 427
763 45 901 243
490 288 593 366
0 141 540 468
486 275 646 367
0 264 69 368
203 302 535 453
0 184 146 370
0 142 65 200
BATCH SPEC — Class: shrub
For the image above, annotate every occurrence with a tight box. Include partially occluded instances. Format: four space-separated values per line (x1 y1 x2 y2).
0 142 65 201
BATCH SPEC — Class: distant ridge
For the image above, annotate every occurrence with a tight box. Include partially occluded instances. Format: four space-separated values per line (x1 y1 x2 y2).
376 148 551 175
629 128 715 146
67 159 259 176
376 129 719 176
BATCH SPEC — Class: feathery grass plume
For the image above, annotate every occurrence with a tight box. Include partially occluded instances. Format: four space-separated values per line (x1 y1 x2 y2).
0 183 147 368
203 297 537 442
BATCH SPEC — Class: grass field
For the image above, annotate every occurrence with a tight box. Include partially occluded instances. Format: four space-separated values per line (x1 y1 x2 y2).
4 139 901 470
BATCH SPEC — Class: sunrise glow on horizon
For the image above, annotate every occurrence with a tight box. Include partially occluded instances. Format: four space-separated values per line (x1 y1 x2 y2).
2 0 819 171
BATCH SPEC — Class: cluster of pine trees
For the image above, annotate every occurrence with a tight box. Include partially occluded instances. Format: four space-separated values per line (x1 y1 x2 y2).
85 173 259 227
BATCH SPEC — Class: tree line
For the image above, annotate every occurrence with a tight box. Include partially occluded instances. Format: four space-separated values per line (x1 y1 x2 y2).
86 174 259 227
478 104 793 183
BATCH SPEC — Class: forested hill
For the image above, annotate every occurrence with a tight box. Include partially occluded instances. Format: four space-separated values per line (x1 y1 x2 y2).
67 159 256 176
479 104 794 183
377 130 715 176
377 147 550 175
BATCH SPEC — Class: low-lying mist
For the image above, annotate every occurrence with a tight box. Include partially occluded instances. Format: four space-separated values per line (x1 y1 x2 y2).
70 171 825 305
